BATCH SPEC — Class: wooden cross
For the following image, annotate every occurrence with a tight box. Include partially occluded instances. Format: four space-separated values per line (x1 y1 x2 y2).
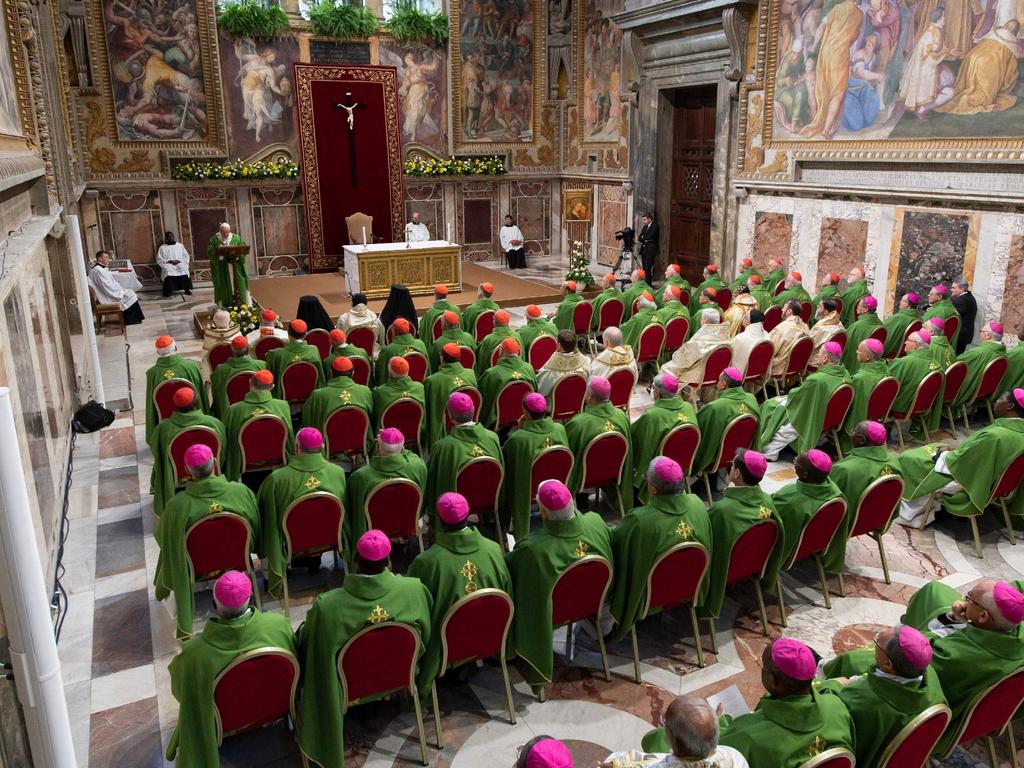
332 91 368 187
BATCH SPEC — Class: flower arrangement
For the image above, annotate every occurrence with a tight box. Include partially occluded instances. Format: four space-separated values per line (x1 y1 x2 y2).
171 159 300 181
223 302 264 335
404 155 506 177
566 240 595 288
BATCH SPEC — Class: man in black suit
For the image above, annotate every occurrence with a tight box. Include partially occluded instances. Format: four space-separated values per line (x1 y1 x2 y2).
951 276 977 354
637 212 660 278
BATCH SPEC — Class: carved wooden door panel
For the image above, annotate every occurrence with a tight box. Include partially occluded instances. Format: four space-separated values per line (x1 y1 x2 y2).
670 87 717 284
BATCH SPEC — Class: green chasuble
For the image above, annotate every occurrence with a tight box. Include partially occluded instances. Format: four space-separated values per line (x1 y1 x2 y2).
475 326 519 376
146 354 209 443
839 360 890 451
629 396 698 491
256 452 347 597
166 609 295 767
371 376 425 434
425 423 502 516
322 344 370 385
622 280 654 318
222 390 295 480
729 267 758 291
929 334 956 372
154 475 260 639
345 450 427 547
478 358 537 429
882 308 921 357
774 284 811 308
1004 343 1024 394
608 493 712 643
210 355 266 419
149 410 227 517
764 268 787 295
420 300 461 341
424 362 478 450
265 340 324 400
773 478 845 566
407 527 512 693
621 306 660 352
589 288 622 330
953 340 1006 408
890 347 940 416
519 317 559 350
665 273 691 295
899 418 1024 517
566 402 633 513
693 388 761 476
841 311 882 371
554 293 585 331
505 512 612 685
702 485 786 619
428 328 476 372
461 298 500 337
374 333 429 383
652 300 689 328
297 571 432 768
691 275 726 305
840 279 870 326
300 377 374 450
750 287 773 312
923 298 959 323
499 417 569 537
206 232 248 308
757 365 852 454
810 285 841 325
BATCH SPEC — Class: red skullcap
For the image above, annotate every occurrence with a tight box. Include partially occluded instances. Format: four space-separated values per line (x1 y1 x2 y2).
254 369 274 385
603 273 616 283
741 258 753 267
669 285 682 299
993 581 1024 624
481 282 494 294
500 337 520 355
565 280 577 291
537 480 573 513
495 309 510 324
706 265 719 273
379 427 404 445
741 449 768 479
231 335 249 350
829 272 840 283
172 388 195 408
434 283 449 295
332 356 353 373
527 304 542 318
356 530 391 561
261 310 278 322
290 319 307 334
589 376 611 398
213 571 252 610
184 444 213 468
635 269 646 280
524 738 573 768
866 421 887 445
641 291 654 302
447 391 475 415
296 427 323 451
790 271 802 282
330 328 345 344
442 342 461 359
155 335 175 350
393 318 411 334
524 392 547 414
749 275 762 285
771 637 816 681
436 492 469 524
824 341 843 357
864 338 884 356
654 457 683 484
705 287 718 297
389 356 410 376
669 263 682 273
443 310 460 325
806 449 832 473
898 625 933 670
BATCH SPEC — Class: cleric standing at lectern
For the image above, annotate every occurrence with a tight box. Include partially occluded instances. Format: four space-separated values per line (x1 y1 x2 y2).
207 222 249 308
405 211 430 242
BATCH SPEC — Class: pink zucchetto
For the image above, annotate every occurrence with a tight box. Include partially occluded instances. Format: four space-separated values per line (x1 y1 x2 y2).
537 480 573 515
863 295 878 311
296 427 323 452
356 530 392 561
898 626 933 670
927 317 946 331
213 571 252 610
524 738 573 768
824 341 843 357
654 457 684 485
659 372 680 393
723 367 743 384
740 449 768 479
524 392 548 414
771 637 816 681
988 322 1004 335
1015 388 1024 409
437 492 469 525
447 391 475 415
994 581 1024 624
915 330 932 345
932 284 948 295
184 444 213 468
906 292 920 303
589 376 611 399
806 449 832 473
866 421 888 445
864 338 884 356
379 427 404 446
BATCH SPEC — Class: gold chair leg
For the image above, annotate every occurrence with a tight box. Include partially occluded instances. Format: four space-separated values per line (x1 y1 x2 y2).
707 618 719 654
776 575 788 628
688 604 705 668
417 525 425 554
595 615 611 682
631 626 642 684
500 656 516 725
986 735 999 768
1009 727 1021 768
282 569 291 618
963 405 971 434
754 580 769 636
411 683 429 765
431 682 443 749
946 406 958 439
832 430 844 459
873 533 891 585
703 472 713 506
896 420 906 450
969 516 983 559
814 555 832 610
1003 500 1017 546
836 571 847 597
920 416 931 444
987 400 996 424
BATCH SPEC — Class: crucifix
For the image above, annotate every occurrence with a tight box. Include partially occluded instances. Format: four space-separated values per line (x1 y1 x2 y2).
332 91 367 186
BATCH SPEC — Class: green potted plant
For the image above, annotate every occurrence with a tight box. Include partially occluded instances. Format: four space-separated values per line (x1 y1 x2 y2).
307 0 381 39
385 0 449 44
217 0 290 37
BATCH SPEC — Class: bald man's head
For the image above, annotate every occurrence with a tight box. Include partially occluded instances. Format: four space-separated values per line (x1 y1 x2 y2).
664 694 719 760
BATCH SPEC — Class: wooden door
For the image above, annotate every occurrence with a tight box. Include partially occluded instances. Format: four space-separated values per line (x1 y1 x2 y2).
669 86 717 283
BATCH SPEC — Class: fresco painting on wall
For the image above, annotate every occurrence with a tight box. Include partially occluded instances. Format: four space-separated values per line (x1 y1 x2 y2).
581 0 624 143
0 11 21 136
1001 233 1024 333
564 189 592 221
379 40 448 154
816 217 868 287
888 208 976 310
218 34 297 159
751 211 793 268
103 0 210 141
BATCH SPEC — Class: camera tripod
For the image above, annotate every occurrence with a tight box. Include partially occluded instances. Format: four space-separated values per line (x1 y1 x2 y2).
612 246 633 290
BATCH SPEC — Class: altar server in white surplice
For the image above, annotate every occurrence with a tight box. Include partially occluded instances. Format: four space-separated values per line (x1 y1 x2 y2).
500 214 527 269
405 211 431 242
88 250 145 324
156 231 193 297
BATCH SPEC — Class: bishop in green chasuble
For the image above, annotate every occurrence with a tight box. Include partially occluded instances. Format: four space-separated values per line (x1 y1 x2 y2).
476 310 519 377
222 371 294 481
461 283 500 337
882 292 923 357
371 357 426 436
952 323 1007 410
300 355 374 456
553 282 586 332
264 320 325 400
419 285 461 344
478 339 537 429
840 295 882 372
146 336 209 443
210 336 266 418
693 368 760 477
773 450 844 568
630 373 698 497
374 318 429 384
839 268 870 326
565 377 633 514
423 344 478 451
838 339 889 452
322 328 371 385
429 312 476 372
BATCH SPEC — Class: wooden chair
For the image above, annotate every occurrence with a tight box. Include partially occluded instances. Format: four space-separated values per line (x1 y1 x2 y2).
941 361 969 437
821 384 855 458
474 310 496 343
551 374 588 422
683 345 731 406
168 426 222 489
936 667 1024 768
443 387 483 433
494 380 534 431
963 356 1009 428
89 286 125 337
344 212 373 244
699 415 758 505
876 703 952 768
281 492 345 614
456 457 505 548
608 368 637 412
211 649 300 756
347 327 377 359
865 376 900 423
253 336 285 361
777 499 847 624
887 370 943 448
578 432 629 517
658 423 700 483
380 399 424 452
153 379 196 423
720 520 779 636
185 513 261 619
770 336 814 396
225 371 256 410
743 340 775 399
207 343 233 374
280 361 320 405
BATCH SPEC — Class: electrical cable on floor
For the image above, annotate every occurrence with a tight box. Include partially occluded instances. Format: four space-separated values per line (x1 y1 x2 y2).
51 424 76 643
125 341 134 411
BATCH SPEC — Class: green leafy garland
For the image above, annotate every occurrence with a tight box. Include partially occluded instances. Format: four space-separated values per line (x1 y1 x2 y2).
566 240 595 288
307 1 380 39
172 159 300 181
385 0 449 44
217 0 290 38
404 155 506 176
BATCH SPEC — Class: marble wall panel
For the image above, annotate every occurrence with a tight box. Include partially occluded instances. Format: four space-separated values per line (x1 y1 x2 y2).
887 209 977 310
512 180 552 257
456 182 499 261
252 186 305 275
752 212 792 269
596 183 627 267
1001 234 1024 334
816 218 868 288
405 183 444 243
98 191 162 285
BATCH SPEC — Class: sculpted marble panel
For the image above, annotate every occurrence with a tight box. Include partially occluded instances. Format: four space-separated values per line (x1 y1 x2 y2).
752 211 793 268
816 218 868 287
1001 233 1024 333
887 208 976 307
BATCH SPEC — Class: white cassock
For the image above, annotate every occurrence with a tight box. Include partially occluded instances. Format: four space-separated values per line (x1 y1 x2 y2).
156 242 190 279
88 264 138 310
500 224 525 253
405 222 430 242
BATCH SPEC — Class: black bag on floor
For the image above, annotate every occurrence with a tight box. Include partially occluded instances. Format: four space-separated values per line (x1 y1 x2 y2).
73 401 115 433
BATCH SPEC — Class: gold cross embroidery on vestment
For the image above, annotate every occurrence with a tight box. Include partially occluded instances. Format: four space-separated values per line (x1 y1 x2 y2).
251 406 266 417
676 521 693 540
291 354 301 363
808 736 826 756
512 371 522 380
543 437 553 448
739 403 749 414
339 390 352 403
757 505 772 520
928 362 939 371
603 420 615 432
881 465 894 476
678 413 689 422
452 377 464 387
460 560 479 593
367 605 390 624
304 475 321 491
470 444 485 457
574 540 589 558
163 369 176 381
403 347 412 355
209 502 224 513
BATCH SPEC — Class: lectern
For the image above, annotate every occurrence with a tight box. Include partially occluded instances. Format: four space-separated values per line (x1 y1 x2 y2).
215 245 250 304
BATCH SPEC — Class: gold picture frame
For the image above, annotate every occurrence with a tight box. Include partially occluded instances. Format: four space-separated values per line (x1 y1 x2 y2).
575 0 625 147
0 0 33 146
563 189 592 222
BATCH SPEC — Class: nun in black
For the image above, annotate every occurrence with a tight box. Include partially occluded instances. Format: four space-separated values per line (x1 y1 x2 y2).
295 294 334 330
378 284 419 336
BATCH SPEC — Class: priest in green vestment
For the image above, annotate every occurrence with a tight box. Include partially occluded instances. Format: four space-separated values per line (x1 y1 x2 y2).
146 335 209 442
702 449 786 620
500 392 568 538
922 283 960 324
773 450 844 566
222 370 294 480
882 292 923 357
622 269 654 318
839 266 870 326
763 257 786 295
297 531 432 768
419 284 461 342
553 280 586 332
693 368 760 477
505 480 612 694
589 274 621 329
840 295 883 371
478 338 537 429
952 322 1007 411
210 335 266 418
149 387 226 517
207 223 249 307
839 339 889 451
264 319 324 401
663 262 691 296
691 265 726 306
774 272 811 308
429 311 476 372
629 373 697 496
461 282 499 338
621 291 660 352
424 343 478 450
375 317 429 383
166 572 295 767
257 428 346 596
300 356 374 454
346 428 427 547
565 376 633 513
688 288 720 334
889 330 941 420
653 285 690 328
729 257 759 291
609 457 713 643
901 578 1024 755
475 309 518 376
322 328 371 384
154 446 261 639
372 356 426 436
758 342 852 460
520 304 559 350
810 272 841 325
923 317 956 371
408 492 512 694
748 275 773 312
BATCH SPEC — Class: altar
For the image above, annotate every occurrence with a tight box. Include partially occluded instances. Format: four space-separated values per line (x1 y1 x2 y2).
342 240 462 299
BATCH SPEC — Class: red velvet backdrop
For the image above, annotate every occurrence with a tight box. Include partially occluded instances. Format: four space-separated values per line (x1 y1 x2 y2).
294 64 405 272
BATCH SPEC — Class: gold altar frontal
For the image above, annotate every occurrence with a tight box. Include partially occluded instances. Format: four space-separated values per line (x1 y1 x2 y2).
342 240 462 299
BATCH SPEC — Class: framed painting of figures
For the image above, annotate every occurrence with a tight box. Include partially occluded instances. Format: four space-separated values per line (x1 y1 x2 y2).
450 0 542 148
577 0 625 145
379 38 448 155
762 0 1024 158
0 1 25 138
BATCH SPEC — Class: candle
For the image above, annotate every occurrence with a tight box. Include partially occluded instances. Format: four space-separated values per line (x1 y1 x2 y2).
362 227 367 246
447 223 452 243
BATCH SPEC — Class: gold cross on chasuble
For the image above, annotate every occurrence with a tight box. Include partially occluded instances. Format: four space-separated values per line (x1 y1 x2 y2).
512 371 523 380
251 407 266 417
543 437 553 448
602 420 615 432
470 444 485 457
574 540 589 558
367 605 390 624
304 475 321 491
163 369 175 379
677 413 689 422
739 403 750 414
757 505 772 520
339 390 352 403
452 377 465 387
291 355 301 363
460 560 479 593
808 736 826 756
209 502 224 513
880 465 894 476
676 521 693 540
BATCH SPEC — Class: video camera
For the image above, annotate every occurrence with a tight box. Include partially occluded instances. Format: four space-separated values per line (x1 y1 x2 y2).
614 226 635 252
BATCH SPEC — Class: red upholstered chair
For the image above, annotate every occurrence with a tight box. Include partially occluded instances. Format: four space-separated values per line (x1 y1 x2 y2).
495 381 534 431
225 371 256 409
324 406 370 464
944 315 960 344
474 310 496 343
843 475 904 591
596 298 625 335
443 387 482 433
869 326 888 346
941 361 969 437
431 317 444 341
169 426 222 488
631 298 641 316
154 379 195 422
975 450 1024 553
743 340 775 399
723 520 779 636
889 320 923 360
629 542 710 681
635 324 666 370
773 281 786 297
254 336 284 361
540 555 613 701
715 288 732 311
937 667 1024 767
336 623 429 765
528 446 574 509
684 345 732 406
281 492 345 614
578 432 629 516
658 423 701 480
456 456 505 546
347 326 377 358
821 384 855 458
799 301 813 323
185 512 261 610
608 368 636 411
365 478 424 551
458 346 477 372
699 415 758 505
796 749 855 768
212 648 300 750
403 352 429 383
887 370 943 448
349 356 371 386
866 376 900 423
830 331 848 352
770 336 814 396
528 335 557 372
572 302 594 337
964 356 1009 428
679 291 690 307
207 343 233 374
380 399 424 451
431 590 516 746
762 304 783 332
238 415 288 474
876 703 952 768
663 316 690 357
551 374 588 422
305 329 332 360
281 361 320 405
490 346 502 368
777 499 847 625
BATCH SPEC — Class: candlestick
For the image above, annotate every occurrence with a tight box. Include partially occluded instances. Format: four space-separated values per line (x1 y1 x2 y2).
362 226 366 245
447 223 452 243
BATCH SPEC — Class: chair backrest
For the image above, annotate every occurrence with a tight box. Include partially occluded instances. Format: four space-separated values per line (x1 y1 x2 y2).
715 288 732 311
529 446 574 500
709 414 759 474
154 379 195 421
795 749 855 768
456 456 503 514
763 304 783 332
658 423 701 476
337 622 420 707
490 345 502 368
949 667 1024 752
725 519 779 585
572 301 594 335
440 589 514 671
430 316 444 341
944 315 959 344
305 329 332 360
821 384 855 432
850 474 904 538
213 648 299 743
347 326 377 358
876 703 952 768
475 310 496 343
347 355 371 386
238 415 288 473
974 356 1009 402
185 512 253 581
385 326 396 345
253 336 284 361
799 301 813 323
528 335 557 372
208 343 233 373
608 367 636 410
551 374 588 421
890 321 923 359
942 361 969 406
551 555 613 627
663 316 690 353
345 211 373 244
643 542 709 618
365 478 422 538
743 340 775 380
380 399 424 443
168 426 221 485
631 298 641 316
495 380 534 430
636 323 666 364
281 361 320 404
773 280 786 297
597 298 624 332
443 387 483 432
403 352 429 383
866 377 900 422
580 431 629 490
700 345 733 387
991 451 1024 503
908 370 943 417
869 326 888 345
787 498 847 568
453 345 474 372
283 491 345 559
830 331 848 351
785 336 815 378
324 406 370 460
226 371 256 408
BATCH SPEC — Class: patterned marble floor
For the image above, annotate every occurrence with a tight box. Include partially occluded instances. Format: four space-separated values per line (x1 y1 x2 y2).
59 275 1023 767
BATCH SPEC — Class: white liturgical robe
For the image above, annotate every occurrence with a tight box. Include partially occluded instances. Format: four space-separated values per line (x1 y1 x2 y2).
88 264 138 310
405 222 430 242
500 224 525 252
156 243 190 279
